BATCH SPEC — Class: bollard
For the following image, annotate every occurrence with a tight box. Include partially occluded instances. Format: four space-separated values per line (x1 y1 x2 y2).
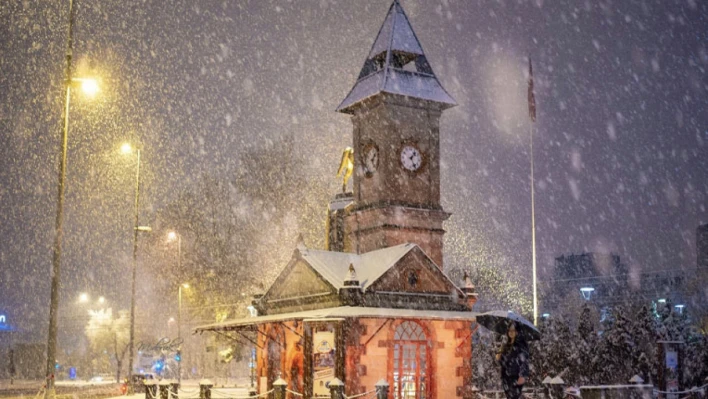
159 380 172 399
145 380 158 399
468 385 480 399
375 379 389 399
199 379 213 399
273 378 287 399
329 378 344 399
549 376 565 399
170 380 180 399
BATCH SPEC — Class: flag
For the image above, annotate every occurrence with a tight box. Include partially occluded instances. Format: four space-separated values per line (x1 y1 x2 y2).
528 58 536 122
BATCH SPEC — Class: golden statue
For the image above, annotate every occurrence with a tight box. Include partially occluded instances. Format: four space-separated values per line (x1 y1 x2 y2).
336 147 354 193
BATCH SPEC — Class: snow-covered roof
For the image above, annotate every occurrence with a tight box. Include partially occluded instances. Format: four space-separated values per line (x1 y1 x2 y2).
300 243 414 292
195 306 479 333
336 0 456 113
369 1 423 57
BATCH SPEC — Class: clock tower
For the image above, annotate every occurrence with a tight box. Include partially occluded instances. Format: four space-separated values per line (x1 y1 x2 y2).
337 0 456 267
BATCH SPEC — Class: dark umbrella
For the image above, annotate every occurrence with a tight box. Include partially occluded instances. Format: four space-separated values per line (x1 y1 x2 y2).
475 310 541 341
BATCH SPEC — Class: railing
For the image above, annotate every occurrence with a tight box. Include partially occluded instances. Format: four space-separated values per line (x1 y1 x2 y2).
170 378 389 399
141 380 708 399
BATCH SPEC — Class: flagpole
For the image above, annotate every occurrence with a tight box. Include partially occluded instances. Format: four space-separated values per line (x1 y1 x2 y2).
528 58 538 326
530 121 538 326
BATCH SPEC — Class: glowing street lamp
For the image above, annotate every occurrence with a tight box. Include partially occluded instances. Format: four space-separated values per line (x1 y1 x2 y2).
73 77 99 96
78 293 89 303
120 142 133 155
580 287 595 300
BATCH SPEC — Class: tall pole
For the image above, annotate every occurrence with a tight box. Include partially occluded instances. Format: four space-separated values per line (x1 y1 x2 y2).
46 1 76 398
177 283 182 385
530 123 538 326
127 149 141 394
528 58 538 326
177 235 182 280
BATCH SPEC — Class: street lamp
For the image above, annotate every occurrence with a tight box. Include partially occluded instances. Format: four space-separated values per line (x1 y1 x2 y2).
177 283 189 385
121 142 149 394
77 78 99 96
580 287 595 300
46 1 100 397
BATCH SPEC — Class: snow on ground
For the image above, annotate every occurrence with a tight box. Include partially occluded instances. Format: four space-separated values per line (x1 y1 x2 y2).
101 380 250 399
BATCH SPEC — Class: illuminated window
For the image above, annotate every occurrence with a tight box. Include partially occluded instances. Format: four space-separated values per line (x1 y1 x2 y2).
393 321 429 399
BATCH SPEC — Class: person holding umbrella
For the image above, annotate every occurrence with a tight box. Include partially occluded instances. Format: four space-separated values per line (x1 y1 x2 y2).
476 310 540 398
495 322 530 399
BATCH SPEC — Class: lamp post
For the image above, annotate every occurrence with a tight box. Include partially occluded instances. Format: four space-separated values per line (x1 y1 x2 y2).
167 231 182 279
167 231 185 384
122 143 150 394
177 283 189 385
46 1 99 397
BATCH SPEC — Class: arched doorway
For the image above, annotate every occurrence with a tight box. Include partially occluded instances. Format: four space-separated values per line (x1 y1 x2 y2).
392 321 430 399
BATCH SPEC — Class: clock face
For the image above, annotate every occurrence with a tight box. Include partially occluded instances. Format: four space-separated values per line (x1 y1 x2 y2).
363 144 379 176
400 145 423 172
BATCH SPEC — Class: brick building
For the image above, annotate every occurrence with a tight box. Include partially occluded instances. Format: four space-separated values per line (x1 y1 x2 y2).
196 2 481 399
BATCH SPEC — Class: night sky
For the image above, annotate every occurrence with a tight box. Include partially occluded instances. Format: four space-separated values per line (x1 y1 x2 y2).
1 0 706 341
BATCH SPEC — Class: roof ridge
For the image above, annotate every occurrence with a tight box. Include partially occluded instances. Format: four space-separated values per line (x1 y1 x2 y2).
381 0 397 94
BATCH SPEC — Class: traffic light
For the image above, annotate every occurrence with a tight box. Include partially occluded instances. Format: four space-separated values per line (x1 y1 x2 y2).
175 350 181 362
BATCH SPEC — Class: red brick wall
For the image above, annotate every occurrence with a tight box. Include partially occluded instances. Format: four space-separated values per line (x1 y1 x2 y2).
349 318 474 399
343 206 449 267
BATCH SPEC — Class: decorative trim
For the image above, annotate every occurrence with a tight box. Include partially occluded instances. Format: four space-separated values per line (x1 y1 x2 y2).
356 223 446 235
267 292 332 303
348 199 446 213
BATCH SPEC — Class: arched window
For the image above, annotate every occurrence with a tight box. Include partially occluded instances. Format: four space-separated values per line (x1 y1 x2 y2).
393 321 429 399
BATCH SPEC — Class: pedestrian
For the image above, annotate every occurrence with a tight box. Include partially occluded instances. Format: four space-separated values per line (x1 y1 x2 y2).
495 322 530 399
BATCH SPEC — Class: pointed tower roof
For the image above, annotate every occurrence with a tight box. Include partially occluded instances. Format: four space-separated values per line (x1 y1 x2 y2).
337 0 456 114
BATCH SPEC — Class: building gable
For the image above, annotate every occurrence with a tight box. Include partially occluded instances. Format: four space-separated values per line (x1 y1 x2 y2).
368 246 460 296
263 255 337 303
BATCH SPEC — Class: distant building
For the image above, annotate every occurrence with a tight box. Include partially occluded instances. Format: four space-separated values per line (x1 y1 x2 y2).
548 253 629 308
698 223 708 269
542 252 688 318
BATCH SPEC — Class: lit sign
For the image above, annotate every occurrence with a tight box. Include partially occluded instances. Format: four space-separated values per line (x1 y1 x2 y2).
0 314 13 331
0 314 15 331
